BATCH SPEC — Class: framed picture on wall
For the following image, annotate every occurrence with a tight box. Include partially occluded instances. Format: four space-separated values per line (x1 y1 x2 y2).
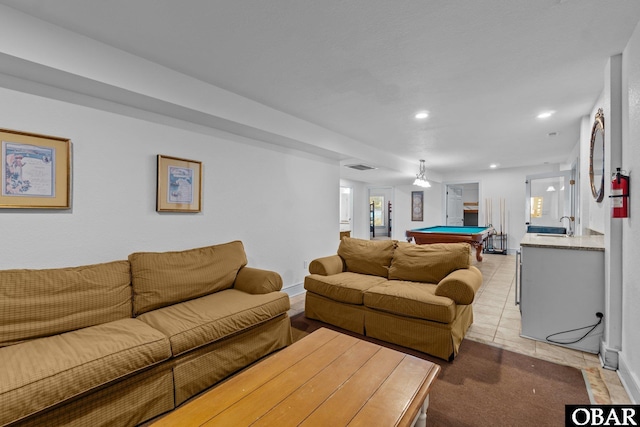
156 155 202 212
411 191 423 221
0 128 71 209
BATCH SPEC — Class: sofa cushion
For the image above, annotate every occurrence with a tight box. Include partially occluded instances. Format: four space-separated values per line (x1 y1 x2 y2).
389 242 470 283
130 241 248 315
0 260 132 347
0 318 171 426
305 272 388 305
337 237 396 277
136 289 290 356
364 281 457 323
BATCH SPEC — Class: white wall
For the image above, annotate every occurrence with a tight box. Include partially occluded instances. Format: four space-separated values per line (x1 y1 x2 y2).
619 20 640 403
574 44 640 401
393 183 443 241
462 184 479 204
598 55 626 374
0 88 339 294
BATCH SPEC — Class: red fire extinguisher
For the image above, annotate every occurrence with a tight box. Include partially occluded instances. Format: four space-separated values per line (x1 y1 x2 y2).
610 168 629 218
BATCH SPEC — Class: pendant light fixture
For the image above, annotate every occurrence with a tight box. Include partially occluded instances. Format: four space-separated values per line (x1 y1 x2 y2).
413 159 431 188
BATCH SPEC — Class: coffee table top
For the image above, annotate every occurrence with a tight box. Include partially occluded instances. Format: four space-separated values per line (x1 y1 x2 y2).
153 327 440 426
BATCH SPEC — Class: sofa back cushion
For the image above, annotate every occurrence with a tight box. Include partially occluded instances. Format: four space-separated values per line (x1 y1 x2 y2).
0 260 132 347
389 242 470 283
337 237 396 277
129 241 247 315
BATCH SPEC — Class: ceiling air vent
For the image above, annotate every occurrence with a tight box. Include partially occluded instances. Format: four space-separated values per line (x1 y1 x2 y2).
345 164 377 171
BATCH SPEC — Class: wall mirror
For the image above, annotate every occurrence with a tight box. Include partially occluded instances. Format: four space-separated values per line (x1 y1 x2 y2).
589 108 605 203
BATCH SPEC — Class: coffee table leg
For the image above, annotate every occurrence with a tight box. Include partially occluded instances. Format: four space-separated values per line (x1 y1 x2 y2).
413 394 429 427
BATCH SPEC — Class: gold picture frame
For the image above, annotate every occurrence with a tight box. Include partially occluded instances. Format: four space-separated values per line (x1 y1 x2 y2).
1 128 71 209
156 155 202 212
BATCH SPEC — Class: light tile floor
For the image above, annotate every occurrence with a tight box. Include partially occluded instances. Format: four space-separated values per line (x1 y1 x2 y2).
289 253 631 404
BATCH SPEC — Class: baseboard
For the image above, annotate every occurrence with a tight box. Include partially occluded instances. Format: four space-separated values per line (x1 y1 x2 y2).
282 282 305 297
618 353 640 404
599 341 620 370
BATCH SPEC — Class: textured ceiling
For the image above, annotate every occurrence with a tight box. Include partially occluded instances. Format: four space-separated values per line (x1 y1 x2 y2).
2 0 640 183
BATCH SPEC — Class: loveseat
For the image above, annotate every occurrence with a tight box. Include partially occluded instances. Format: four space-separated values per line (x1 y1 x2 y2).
0 241 292 427
304 237 482 360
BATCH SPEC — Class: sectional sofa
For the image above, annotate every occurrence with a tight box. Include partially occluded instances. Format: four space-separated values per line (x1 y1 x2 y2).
0 241 292 427
304 237 483 360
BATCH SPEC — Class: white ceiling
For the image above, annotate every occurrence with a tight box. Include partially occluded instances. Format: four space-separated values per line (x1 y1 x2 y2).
2 0 640 184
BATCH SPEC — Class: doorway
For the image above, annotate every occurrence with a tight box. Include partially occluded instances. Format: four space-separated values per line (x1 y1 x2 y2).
339 186 352 237
446 183 479 226
369 187 393 239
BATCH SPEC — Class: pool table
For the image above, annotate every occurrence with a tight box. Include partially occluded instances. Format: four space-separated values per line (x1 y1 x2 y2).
406 225 495 261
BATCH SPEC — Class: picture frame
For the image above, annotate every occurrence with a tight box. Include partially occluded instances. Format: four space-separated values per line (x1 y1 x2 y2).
1 128 71 209
156 155 202 212
411 191 423 221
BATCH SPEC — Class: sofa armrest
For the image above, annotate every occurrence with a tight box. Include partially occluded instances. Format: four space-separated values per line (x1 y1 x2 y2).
308 255 345 276
435 266 483 305
234 267 283 294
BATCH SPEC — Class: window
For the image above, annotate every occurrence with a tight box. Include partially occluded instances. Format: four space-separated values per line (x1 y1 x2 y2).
531 197 543 218
370 196 384 226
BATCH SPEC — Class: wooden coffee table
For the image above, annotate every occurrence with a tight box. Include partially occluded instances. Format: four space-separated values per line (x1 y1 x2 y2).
153 327 440 426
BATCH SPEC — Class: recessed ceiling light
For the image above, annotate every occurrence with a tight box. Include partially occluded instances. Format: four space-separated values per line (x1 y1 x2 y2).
489 164 498 169
414 111 429 119
537 111 555 119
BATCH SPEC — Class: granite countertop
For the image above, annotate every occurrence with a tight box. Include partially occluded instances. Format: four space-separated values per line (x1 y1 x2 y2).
520 233 605 251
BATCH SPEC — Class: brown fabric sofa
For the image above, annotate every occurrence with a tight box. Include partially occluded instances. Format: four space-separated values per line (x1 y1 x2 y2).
304 237 482 360
0 241 292 427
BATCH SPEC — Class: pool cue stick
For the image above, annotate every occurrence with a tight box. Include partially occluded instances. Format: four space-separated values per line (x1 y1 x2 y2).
485 198 489 226
500 198 504 234
490 198 493 227
486 198 489 226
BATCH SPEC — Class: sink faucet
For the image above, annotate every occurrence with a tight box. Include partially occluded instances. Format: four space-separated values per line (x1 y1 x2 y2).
560 216 574 236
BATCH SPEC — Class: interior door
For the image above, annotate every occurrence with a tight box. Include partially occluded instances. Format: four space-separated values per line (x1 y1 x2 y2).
525 171 573 229
446 186 464 226
339 186 352 233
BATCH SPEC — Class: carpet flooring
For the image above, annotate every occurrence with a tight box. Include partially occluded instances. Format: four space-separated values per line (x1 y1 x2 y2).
290 313 590 427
